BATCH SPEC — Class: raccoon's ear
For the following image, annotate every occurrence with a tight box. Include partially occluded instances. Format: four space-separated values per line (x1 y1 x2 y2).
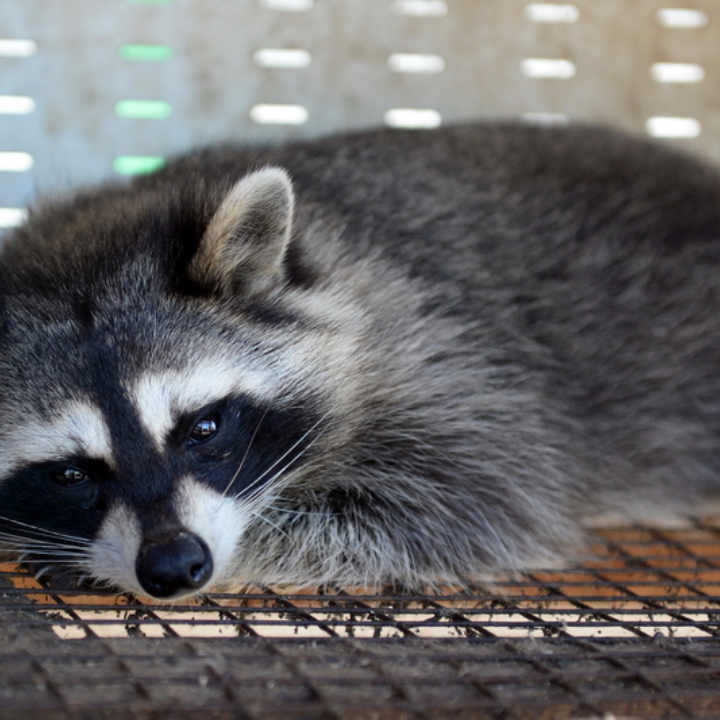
190 167 294 297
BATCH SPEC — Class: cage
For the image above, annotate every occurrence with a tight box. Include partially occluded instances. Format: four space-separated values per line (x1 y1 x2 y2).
1 0 720 718
2 521 720 718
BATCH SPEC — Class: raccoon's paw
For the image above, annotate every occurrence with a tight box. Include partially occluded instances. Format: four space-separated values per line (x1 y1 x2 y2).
22 559 102 593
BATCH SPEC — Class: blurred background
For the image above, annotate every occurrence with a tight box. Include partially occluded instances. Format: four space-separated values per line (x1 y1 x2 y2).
0 0 718 229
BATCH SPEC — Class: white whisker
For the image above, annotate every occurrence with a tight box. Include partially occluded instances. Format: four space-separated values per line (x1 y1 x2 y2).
248 509 291 540
237 410 332 500
222 407 270 496
0 515 90 545
244 424 329 507
0 514 93 589
261 502 327 517
0 533 88 549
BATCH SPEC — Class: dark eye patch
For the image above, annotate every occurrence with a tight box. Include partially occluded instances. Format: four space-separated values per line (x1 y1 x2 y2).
0 457 111 543
173 395 321 497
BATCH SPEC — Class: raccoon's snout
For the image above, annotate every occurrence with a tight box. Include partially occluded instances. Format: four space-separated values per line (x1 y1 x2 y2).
135 531 213 599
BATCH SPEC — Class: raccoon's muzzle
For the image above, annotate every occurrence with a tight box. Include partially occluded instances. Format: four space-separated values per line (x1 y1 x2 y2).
135 530 213 599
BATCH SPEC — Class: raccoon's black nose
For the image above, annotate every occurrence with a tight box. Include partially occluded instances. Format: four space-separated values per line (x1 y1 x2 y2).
136 532 214 599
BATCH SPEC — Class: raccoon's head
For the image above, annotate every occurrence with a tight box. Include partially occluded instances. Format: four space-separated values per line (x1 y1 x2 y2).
0 167 358 599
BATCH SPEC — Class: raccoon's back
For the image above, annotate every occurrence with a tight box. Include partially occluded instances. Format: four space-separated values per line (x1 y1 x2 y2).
255 122 720 502
33 121 720 490
182 122 720 377
160 122 720 292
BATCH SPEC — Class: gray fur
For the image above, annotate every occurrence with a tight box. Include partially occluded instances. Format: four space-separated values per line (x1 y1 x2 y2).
1 122 720 596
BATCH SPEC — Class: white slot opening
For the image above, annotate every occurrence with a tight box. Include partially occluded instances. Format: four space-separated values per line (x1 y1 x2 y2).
0 152 34 172
523 112 570 126
0 96 35 114
253 48 312 69
656 9 708 28
250 104 309 125
0 39 37 57
260 0 313 11
525 4 579 23
650 62 704 83
645 116 701 138
384 108 442 129
521 58 576 79
391 0 448 17
388 53 445 73
0 208 28 228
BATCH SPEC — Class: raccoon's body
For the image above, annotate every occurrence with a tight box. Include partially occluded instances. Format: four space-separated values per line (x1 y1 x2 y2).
1 123 720 599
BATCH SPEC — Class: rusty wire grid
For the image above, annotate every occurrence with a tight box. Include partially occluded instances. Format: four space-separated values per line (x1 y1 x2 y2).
0 520 719 719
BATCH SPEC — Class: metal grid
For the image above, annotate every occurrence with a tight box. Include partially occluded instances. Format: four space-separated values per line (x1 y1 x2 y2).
1 519 719 718
1 0 720 222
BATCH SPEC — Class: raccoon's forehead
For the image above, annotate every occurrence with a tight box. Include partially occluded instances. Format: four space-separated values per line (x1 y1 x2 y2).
0 399 114 478
0 286 279 381
127 355 279 449
0 279 364 467
0 351 282 476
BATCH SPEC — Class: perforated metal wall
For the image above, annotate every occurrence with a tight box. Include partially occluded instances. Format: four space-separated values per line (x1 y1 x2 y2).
1 0 719 228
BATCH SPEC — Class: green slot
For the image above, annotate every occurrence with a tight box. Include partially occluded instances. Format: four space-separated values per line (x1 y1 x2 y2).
113 156 165 175
120 44 174 62
115 99 173 120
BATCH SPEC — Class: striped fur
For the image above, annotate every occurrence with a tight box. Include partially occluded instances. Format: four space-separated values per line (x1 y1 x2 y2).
1 122 720 598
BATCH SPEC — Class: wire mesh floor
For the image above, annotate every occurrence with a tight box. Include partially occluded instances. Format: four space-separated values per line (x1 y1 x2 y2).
1 520 719 719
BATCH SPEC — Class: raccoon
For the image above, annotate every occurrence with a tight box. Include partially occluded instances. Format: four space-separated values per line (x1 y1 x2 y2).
1 122 719 600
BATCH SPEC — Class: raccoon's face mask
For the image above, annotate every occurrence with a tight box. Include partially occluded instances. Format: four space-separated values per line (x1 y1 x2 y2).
0 168 322 600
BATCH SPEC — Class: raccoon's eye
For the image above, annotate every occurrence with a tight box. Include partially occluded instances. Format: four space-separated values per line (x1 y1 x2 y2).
52 467 91 488
189 416 219 444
